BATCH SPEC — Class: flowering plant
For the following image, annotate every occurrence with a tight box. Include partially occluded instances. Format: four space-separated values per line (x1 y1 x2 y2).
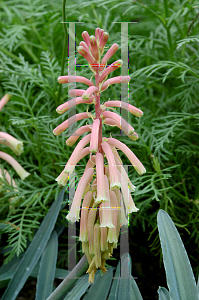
0 94 30 206
53 28 146 282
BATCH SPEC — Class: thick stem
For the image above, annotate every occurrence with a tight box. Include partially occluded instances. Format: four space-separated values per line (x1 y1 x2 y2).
94 67 103 154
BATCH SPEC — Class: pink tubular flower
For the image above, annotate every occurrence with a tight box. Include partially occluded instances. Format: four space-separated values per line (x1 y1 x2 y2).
82 86 99 100
99 32 109 53
0 94 12 111
107 137 146 175
90 119 100 153
53 112 91 135
95 153 108 204
0 151 30 180
56 96 94 114
99 60 123 83
79 41 90 52
103 100 143 117
101 75 131 92
58 75 94 86
94 223 101 268
99 175 114 228
0 132 24 155
66 125 92 146
101 141 121 190
79 191 93 242
103 118 138 141
66 168 94 222
107 191 118 243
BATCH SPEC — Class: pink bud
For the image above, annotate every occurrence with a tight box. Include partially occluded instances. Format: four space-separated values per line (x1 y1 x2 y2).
69 89 85 97
95 27 100 41
53 112 90 135
107 137 146 175
89 35 99 61
0 151 30 180
103 111 134 135
78 46 96 65
89 119 100 153
56 96 94 114
82 31 90 46
66 168 94 222
0 94 11 111
79 41 90 52
99 175 115 228
103 117 138 141
58 75 94 87
101 75 131 91
66 125 92 146
0 168 17 188
99 60 123 83
95 153 108 204
82 86 99 100
79 191 93 242
101 141 121 190
101 43 119 66
104 100 143 117
0 132 24 155
99 32 109 52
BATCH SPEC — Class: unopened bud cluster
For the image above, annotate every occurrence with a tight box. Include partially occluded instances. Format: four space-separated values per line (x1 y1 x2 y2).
54 28 146 282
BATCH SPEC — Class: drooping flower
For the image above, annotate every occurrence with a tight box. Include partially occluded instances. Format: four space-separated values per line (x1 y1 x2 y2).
54 28 145 283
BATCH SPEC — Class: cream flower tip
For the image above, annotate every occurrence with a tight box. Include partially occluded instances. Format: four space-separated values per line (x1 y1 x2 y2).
0 133 24 155
55 170 69 186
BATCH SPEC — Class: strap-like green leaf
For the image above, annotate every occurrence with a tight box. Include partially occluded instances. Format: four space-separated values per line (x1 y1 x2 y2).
64 274 91 300
157 209 198 300
83 268 113 300
1 188 64 300
158 287 170 300
35 230 58 300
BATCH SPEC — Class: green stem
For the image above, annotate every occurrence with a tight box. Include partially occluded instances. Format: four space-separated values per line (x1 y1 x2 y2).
164 0 173 59
21 44 39 63
46 255 88 300
57 0 68 105
0 46 21 62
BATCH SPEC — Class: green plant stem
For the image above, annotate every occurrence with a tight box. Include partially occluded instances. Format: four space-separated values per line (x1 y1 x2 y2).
57 0 68 106
164 0 173 59
0 46 21 62
46 255 88 300
21 44 39 63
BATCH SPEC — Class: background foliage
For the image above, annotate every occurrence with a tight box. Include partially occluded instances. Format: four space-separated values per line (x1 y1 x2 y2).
0 0 199 298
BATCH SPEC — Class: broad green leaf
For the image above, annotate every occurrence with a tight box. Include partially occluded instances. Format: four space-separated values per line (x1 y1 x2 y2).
108 259 121 299
130 275 143 300
64 274 91 300
35 230 58 300
157 210 198 300
83 268 113 300
158 287 170 300
1 189 64 300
